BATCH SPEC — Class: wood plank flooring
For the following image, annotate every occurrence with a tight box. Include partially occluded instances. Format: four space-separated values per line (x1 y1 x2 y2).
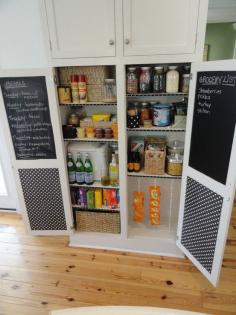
0 208 235 315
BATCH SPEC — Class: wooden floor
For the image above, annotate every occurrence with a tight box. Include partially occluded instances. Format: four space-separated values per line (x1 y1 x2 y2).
0 210 235 315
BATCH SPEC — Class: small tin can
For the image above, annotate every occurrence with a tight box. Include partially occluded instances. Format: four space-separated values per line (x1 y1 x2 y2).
152 103 171 127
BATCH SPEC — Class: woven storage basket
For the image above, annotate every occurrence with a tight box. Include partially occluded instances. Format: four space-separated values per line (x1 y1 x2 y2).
76 211 120 234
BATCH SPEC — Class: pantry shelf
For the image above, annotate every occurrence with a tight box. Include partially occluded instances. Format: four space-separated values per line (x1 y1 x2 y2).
126 92 188 97
72 205 120 212
70 181 119 189
127 171 181 179
64 138 118 142
60 102 117 106
127 127 185 132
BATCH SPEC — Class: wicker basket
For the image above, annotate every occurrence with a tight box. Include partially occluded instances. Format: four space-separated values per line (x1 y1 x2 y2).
144 137 166 175
76 211 120 234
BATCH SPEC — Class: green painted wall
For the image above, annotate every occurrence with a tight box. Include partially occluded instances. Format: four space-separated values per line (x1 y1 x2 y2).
205 23 236 60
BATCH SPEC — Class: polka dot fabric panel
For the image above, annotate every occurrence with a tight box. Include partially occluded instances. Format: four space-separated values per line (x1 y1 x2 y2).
18 168 67 231
181 177 223 273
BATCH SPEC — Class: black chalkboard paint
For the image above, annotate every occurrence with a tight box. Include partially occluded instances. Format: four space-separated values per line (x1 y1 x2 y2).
189 71 236 185
0 76 56 160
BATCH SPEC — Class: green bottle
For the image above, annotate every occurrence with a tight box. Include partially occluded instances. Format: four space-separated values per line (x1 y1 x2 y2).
75 152 85 184
84 153 94 185
67 152 76 184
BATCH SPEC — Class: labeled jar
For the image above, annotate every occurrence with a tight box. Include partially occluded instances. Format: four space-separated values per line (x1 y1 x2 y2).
166 66 179 93
104 79 117 102
181 74 190 93
127 67 138 94
139 102 150 125
153 66 165 93
152 103 171 127
167 140 184 155
67 113 80 126
139 67 151 93
70 74 80 103
78 75 87 103
166 154 183 176
127 103 140 128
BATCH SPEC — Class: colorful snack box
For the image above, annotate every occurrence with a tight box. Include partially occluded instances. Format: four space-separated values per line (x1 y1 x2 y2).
86 190 95 209
79 188 87 208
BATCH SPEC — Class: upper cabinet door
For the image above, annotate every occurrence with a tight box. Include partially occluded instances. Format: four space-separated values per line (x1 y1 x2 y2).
45 0 116 58
177 60 236 286
123 0 200 56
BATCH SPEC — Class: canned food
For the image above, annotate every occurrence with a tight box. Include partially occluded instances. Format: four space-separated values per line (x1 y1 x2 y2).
152 104 171 127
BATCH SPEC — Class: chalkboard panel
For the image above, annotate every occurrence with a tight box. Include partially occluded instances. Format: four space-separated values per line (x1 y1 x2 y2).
0 76 56 160
189 71 236 185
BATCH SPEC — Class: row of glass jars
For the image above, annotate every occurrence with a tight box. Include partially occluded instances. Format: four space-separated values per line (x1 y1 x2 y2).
126 65 190 94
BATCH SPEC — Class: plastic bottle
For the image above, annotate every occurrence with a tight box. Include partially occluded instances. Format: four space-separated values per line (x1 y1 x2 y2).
75 152 85 184
109 153 119 186
67 152 76 184
84 153 94 185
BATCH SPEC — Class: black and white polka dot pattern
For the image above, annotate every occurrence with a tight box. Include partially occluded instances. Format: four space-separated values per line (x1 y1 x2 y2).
127 115 140 128
181 177 223 273
18 168 67 231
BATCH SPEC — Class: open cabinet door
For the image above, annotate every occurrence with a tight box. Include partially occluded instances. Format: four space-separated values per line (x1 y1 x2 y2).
177 60 236 286
0 68 73 235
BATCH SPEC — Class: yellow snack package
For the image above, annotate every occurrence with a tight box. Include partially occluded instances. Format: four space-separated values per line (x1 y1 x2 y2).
148 186 161 225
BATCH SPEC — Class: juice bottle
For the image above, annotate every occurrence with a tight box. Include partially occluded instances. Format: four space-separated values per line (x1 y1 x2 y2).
109 154 119 186
67 152 76 184
84 153 94 185
75 152 85 184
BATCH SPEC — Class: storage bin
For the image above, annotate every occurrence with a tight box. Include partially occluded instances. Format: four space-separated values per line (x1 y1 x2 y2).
76 211 120 233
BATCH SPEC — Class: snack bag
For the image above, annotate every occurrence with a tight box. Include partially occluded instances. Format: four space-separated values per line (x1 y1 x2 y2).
133 191 145 223
148 186 161 225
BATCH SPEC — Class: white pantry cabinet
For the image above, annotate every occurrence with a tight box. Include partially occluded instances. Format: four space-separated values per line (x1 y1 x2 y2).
123 0 200 56
45 0 116 58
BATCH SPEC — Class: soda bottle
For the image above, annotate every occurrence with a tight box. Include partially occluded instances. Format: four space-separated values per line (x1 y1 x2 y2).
75 152 85 184
67 152 76 184
84 153 94 185
109 153 119 186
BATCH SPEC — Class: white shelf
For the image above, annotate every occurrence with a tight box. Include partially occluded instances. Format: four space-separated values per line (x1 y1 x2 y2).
127 171 181 179
70 181 119 189
127 92 188 97
127 126 185 132
64 138 118 142
72 205 120 211
60 101 117 106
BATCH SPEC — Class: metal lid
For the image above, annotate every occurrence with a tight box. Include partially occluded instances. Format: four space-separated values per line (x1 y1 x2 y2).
183 73 190 77
139 102 150 107
128 67 137 71
167 140 184 150
167 153 183 163
168 66 178 70
140 67 151 70
104 78 116 83
152 103 171 109
154 66 164 70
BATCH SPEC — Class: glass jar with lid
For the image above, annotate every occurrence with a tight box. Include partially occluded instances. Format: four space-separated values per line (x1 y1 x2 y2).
166 154 183 176
127 67 138 94
104 79 117 102
153 66 165 93
181 74 190 93
67 113 80 126
139 102 150 125
139 67 151 93
166 66 179 93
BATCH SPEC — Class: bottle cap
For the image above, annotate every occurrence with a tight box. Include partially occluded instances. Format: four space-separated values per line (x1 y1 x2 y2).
70 74 79 82
78 75 86 82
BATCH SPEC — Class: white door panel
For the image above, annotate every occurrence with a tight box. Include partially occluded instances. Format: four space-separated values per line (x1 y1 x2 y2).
177 60 236 286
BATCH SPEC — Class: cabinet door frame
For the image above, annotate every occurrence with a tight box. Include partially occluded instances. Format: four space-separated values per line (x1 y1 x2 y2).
177 59 236 286
44 0 116 59
0 68 73 235
123 0 204 57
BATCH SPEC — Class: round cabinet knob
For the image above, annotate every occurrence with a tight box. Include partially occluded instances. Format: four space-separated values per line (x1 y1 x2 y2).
124 38 130 45
109 39 115 45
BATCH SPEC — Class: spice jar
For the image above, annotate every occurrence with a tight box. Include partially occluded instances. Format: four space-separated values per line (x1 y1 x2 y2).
153 66 165 93
166 154 183 176
181 74 190 93
139 67 151 93
78 75 87 103
139 102 150 125
70 75 80 103
166 66 179 93
104 79 117 102
127 67 138 94
67 113 80 126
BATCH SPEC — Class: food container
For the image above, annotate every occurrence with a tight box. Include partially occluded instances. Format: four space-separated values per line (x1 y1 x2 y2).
58 86 72 103
127 102 140 128
139 102 150 125
104 127 113 135
62 125 77 139
166 154 183 176
67 113 80 126
76 127 85 139
143 119 152 128
104 79 117 102
181 73 190 93
167 140 184 155
92 113 111 122
152 104 171 127
86 127 95 138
